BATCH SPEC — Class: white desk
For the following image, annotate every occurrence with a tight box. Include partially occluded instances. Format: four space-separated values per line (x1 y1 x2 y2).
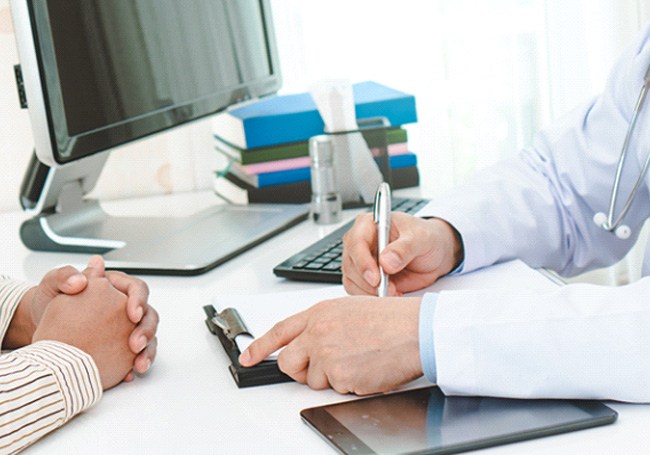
1 191 646 454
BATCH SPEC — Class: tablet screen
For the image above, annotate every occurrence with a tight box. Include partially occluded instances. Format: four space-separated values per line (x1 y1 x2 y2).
301 386 617 454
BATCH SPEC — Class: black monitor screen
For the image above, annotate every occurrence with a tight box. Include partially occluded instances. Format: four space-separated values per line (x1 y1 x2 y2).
28 0 280 164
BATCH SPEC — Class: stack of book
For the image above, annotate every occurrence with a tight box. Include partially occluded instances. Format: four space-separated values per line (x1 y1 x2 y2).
213 81 419 204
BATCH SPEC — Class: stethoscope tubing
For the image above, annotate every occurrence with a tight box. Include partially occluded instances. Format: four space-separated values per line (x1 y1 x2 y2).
597 61 650 238
603 78 650 231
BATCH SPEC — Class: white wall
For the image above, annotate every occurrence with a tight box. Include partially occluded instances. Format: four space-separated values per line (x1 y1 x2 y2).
0 0 32 212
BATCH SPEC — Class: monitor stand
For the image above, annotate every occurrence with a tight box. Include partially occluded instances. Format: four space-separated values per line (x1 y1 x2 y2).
19 151 308 275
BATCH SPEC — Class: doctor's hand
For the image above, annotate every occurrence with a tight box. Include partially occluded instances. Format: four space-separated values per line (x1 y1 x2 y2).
238 296 423 395
341 212 464 296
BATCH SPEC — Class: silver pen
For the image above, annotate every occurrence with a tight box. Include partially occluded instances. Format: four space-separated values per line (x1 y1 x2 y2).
373 182 392 297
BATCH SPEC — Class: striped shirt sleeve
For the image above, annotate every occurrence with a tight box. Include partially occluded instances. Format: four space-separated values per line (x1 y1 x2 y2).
0 277 102 454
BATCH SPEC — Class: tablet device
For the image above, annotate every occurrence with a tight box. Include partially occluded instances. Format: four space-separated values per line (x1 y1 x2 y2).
300 386 617 454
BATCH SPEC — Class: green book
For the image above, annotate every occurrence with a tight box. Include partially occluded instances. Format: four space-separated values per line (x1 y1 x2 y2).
214 127 408 165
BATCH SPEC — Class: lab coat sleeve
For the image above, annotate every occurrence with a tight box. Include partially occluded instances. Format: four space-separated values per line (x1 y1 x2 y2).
433 278 650 402
422 23 650 277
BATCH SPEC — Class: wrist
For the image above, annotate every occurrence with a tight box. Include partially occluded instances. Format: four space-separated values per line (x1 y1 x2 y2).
428 218 465 274
3 287 37 349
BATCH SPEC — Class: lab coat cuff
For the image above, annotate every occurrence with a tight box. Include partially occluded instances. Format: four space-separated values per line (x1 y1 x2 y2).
419 292 438 383
448 260 465 275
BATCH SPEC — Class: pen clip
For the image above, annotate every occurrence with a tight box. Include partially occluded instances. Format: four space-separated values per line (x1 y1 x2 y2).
373 182 391 224
373 182 392 297
373 187 382 223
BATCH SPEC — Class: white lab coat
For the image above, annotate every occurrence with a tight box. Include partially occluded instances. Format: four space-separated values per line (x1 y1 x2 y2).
422 24 650 402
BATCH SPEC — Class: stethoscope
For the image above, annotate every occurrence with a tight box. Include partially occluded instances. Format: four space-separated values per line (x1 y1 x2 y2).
593 64 650 240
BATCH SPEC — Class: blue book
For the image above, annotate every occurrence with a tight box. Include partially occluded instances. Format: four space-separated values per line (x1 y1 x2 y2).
213 81 417 150
229 153 418 188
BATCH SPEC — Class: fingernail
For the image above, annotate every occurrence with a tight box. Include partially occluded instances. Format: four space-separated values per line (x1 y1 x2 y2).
363 270 376 285
65 274 85 288
382 251 401 270
137 336 147 352
88 256 100 267
239 349 251 365
142 358 151 373
134 306 144 322
88 255 104 269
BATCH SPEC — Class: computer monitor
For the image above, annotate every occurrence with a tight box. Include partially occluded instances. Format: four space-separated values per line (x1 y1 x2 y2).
11 0 308 275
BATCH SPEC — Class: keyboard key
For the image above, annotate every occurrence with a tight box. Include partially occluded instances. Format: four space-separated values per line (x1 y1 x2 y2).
323 261 342 271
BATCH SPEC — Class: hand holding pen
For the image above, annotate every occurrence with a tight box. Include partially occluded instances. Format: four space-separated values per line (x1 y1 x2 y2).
342 199 465 297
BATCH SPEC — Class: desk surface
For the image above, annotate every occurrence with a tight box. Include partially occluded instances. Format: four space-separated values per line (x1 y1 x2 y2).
1 191 645 454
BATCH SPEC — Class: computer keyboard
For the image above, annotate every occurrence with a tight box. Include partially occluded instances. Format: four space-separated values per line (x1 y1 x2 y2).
273 197 430 283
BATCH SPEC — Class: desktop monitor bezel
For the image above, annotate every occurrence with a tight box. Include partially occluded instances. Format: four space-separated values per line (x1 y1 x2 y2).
11 0 282 168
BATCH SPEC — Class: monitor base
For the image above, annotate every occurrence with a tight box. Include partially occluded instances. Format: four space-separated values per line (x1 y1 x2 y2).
21 199 309 276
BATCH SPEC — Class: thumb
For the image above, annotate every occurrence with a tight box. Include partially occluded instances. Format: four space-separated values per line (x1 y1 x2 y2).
83 255 106 279
379 237 422 274
46 266 88 295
